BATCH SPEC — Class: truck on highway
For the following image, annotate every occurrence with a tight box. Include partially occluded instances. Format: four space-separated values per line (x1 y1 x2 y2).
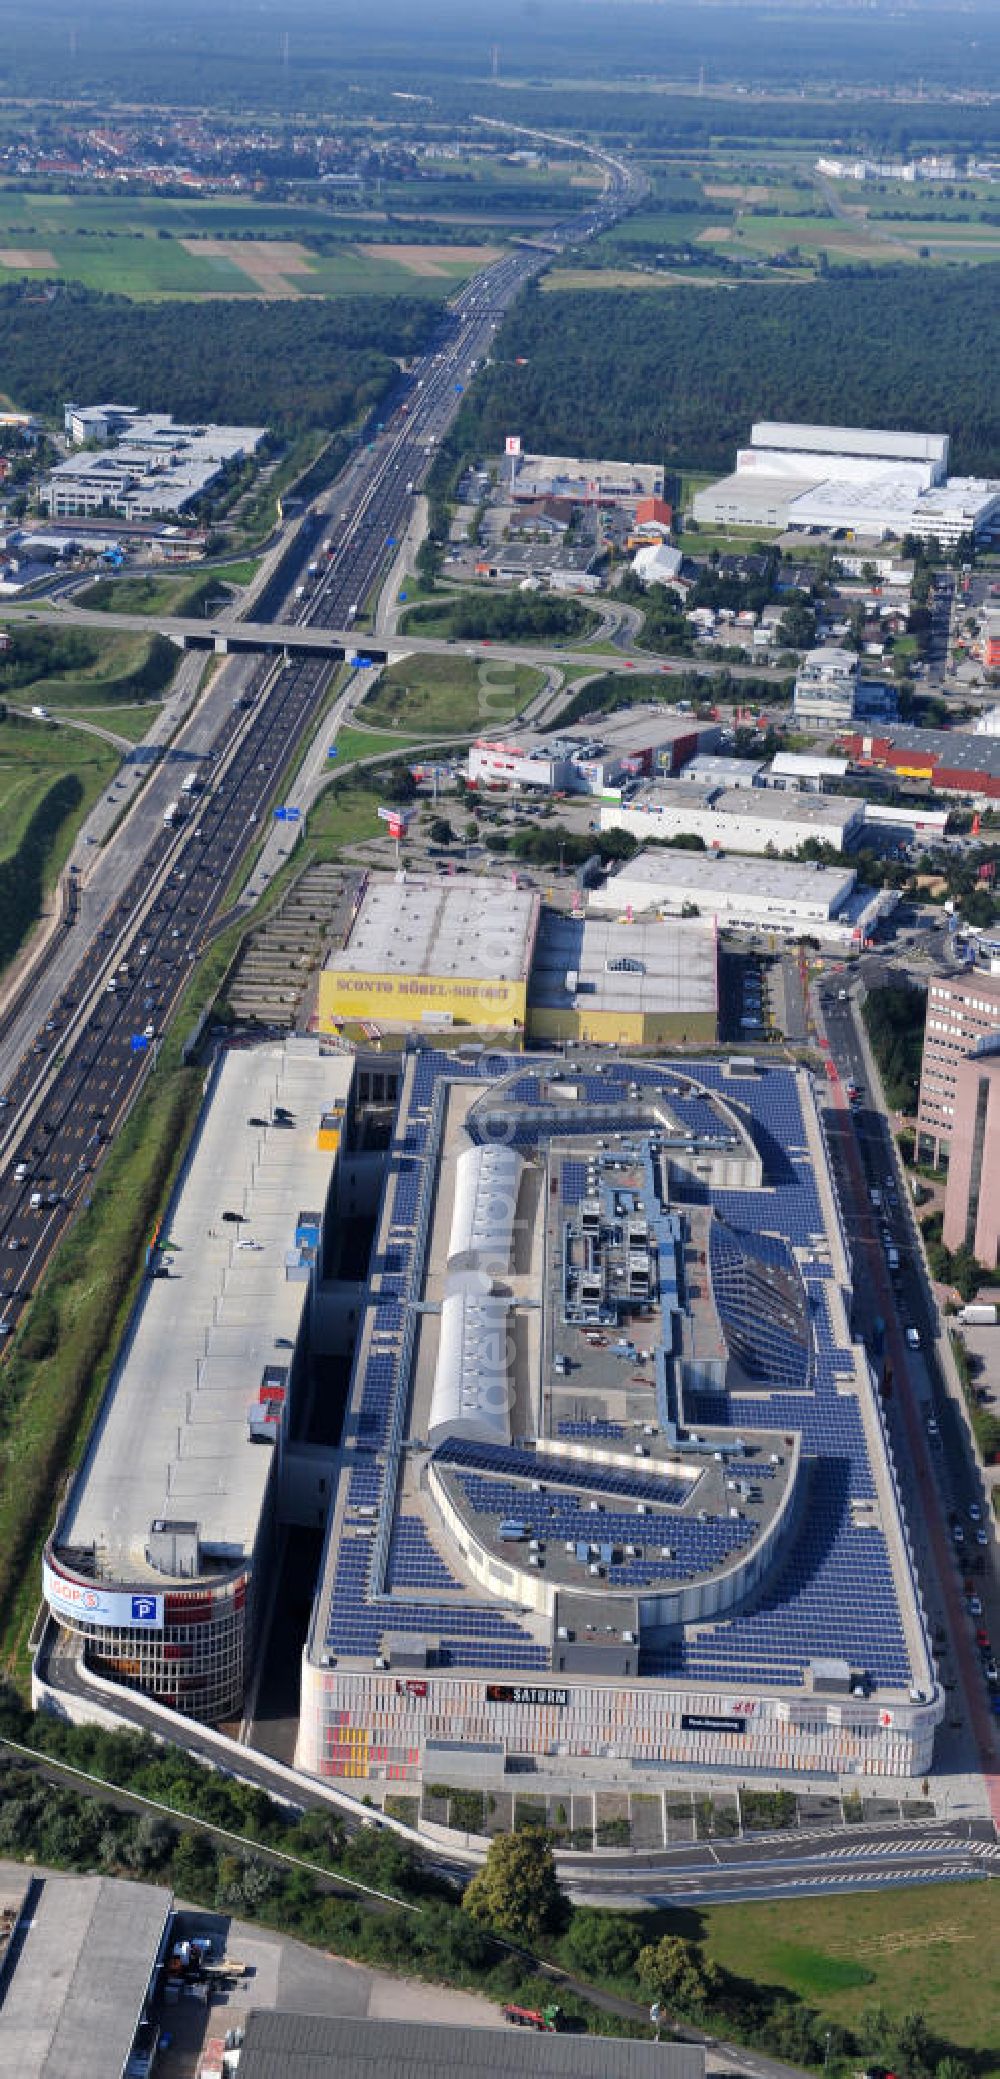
180 771 201 797
163 800 183 827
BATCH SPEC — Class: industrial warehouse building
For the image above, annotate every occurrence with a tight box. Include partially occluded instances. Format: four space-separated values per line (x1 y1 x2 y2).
526 911 718 1047
693 421 1000 545
589 849 895 948
317 879 719 1043
509 450 665 510
599 778 867 855
317 878 540 1035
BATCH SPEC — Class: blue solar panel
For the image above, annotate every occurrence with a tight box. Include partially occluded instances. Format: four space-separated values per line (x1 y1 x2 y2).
319 1053 915 1694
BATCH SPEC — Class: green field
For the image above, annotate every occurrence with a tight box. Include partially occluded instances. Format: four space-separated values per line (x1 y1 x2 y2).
0 188 506 299
699 1880 1000 2071
360 652 541 735
0 714 117 866
333 724 429 767
306 779 385 856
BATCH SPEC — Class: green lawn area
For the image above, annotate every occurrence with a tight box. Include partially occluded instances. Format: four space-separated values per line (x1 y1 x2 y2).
306 780 384 857
333 724 429 767
699 1880 1000 2070
61 704 159 743
0 715 117 865
360 652 541 734
0 628 179 712
75 569 239 616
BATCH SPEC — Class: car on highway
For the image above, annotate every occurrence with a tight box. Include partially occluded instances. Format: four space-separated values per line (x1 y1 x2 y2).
905 1326 921 1349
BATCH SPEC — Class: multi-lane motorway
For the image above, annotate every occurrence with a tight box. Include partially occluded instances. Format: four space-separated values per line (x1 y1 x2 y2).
0 135 643 1342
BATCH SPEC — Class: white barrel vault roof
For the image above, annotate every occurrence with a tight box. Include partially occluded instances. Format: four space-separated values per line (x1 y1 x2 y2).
428 1287 512 1448
448 1143 524 1270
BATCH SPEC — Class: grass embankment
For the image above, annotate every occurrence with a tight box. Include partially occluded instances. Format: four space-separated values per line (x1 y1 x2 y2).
399 592 599 646
359 652 541 735
0 713 116 863
75 566 250 617
0 911 253 1681
1 626 177 715
0 716 119 971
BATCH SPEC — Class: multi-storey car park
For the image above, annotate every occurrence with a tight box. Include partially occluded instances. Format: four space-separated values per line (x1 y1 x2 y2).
42 1040 356 1720
39 1037 941 1784
297 1049 940 1786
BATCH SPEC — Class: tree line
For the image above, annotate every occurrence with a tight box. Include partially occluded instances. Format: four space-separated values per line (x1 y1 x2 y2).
452 268 1000 479
0 283 440 435
0 1687 978 2079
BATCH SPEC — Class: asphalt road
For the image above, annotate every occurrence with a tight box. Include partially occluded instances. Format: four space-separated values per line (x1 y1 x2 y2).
0 140 645 1344
815 981 1000 1826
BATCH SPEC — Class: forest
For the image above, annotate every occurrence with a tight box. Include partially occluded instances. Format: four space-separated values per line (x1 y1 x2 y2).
0 283 438 433
3 2 1000 132
452 267 1000 479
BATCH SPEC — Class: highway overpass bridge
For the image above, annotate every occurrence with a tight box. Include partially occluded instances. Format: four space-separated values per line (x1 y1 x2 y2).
1 600 794 685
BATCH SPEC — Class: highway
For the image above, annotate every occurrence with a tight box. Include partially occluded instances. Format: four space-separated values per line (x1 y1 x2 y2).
0 133 644 1347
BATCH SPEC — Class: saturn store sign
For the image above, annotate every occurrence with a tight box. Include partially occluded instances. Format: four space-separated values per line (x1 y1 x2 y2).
43 1561 163 1630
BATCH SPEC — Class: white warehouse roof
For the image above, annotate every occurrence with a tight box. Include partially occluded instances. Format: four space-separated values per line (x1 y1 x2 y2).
751 422 950 467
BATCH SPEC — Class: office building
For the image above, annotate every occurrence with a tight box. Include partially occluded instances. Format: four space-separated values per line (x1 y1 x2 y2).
793 648 861 728
42 409 267 520
941 1046 1000 1268
917 970 1000 1163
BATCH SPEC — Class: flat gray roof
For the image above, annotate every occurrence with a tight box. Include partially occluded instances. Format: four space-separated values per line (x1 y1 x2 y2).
717 787 863 828
0 1873 170 2079
528 911 717 1017
59 1040 351 1582
596 848 857 909
327 876 538 983
237 2012 705 2079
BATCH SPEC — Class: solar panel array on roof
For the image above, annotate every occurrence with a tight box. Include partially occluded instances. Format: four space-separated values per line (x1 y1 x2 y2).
319 1051 915 1695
